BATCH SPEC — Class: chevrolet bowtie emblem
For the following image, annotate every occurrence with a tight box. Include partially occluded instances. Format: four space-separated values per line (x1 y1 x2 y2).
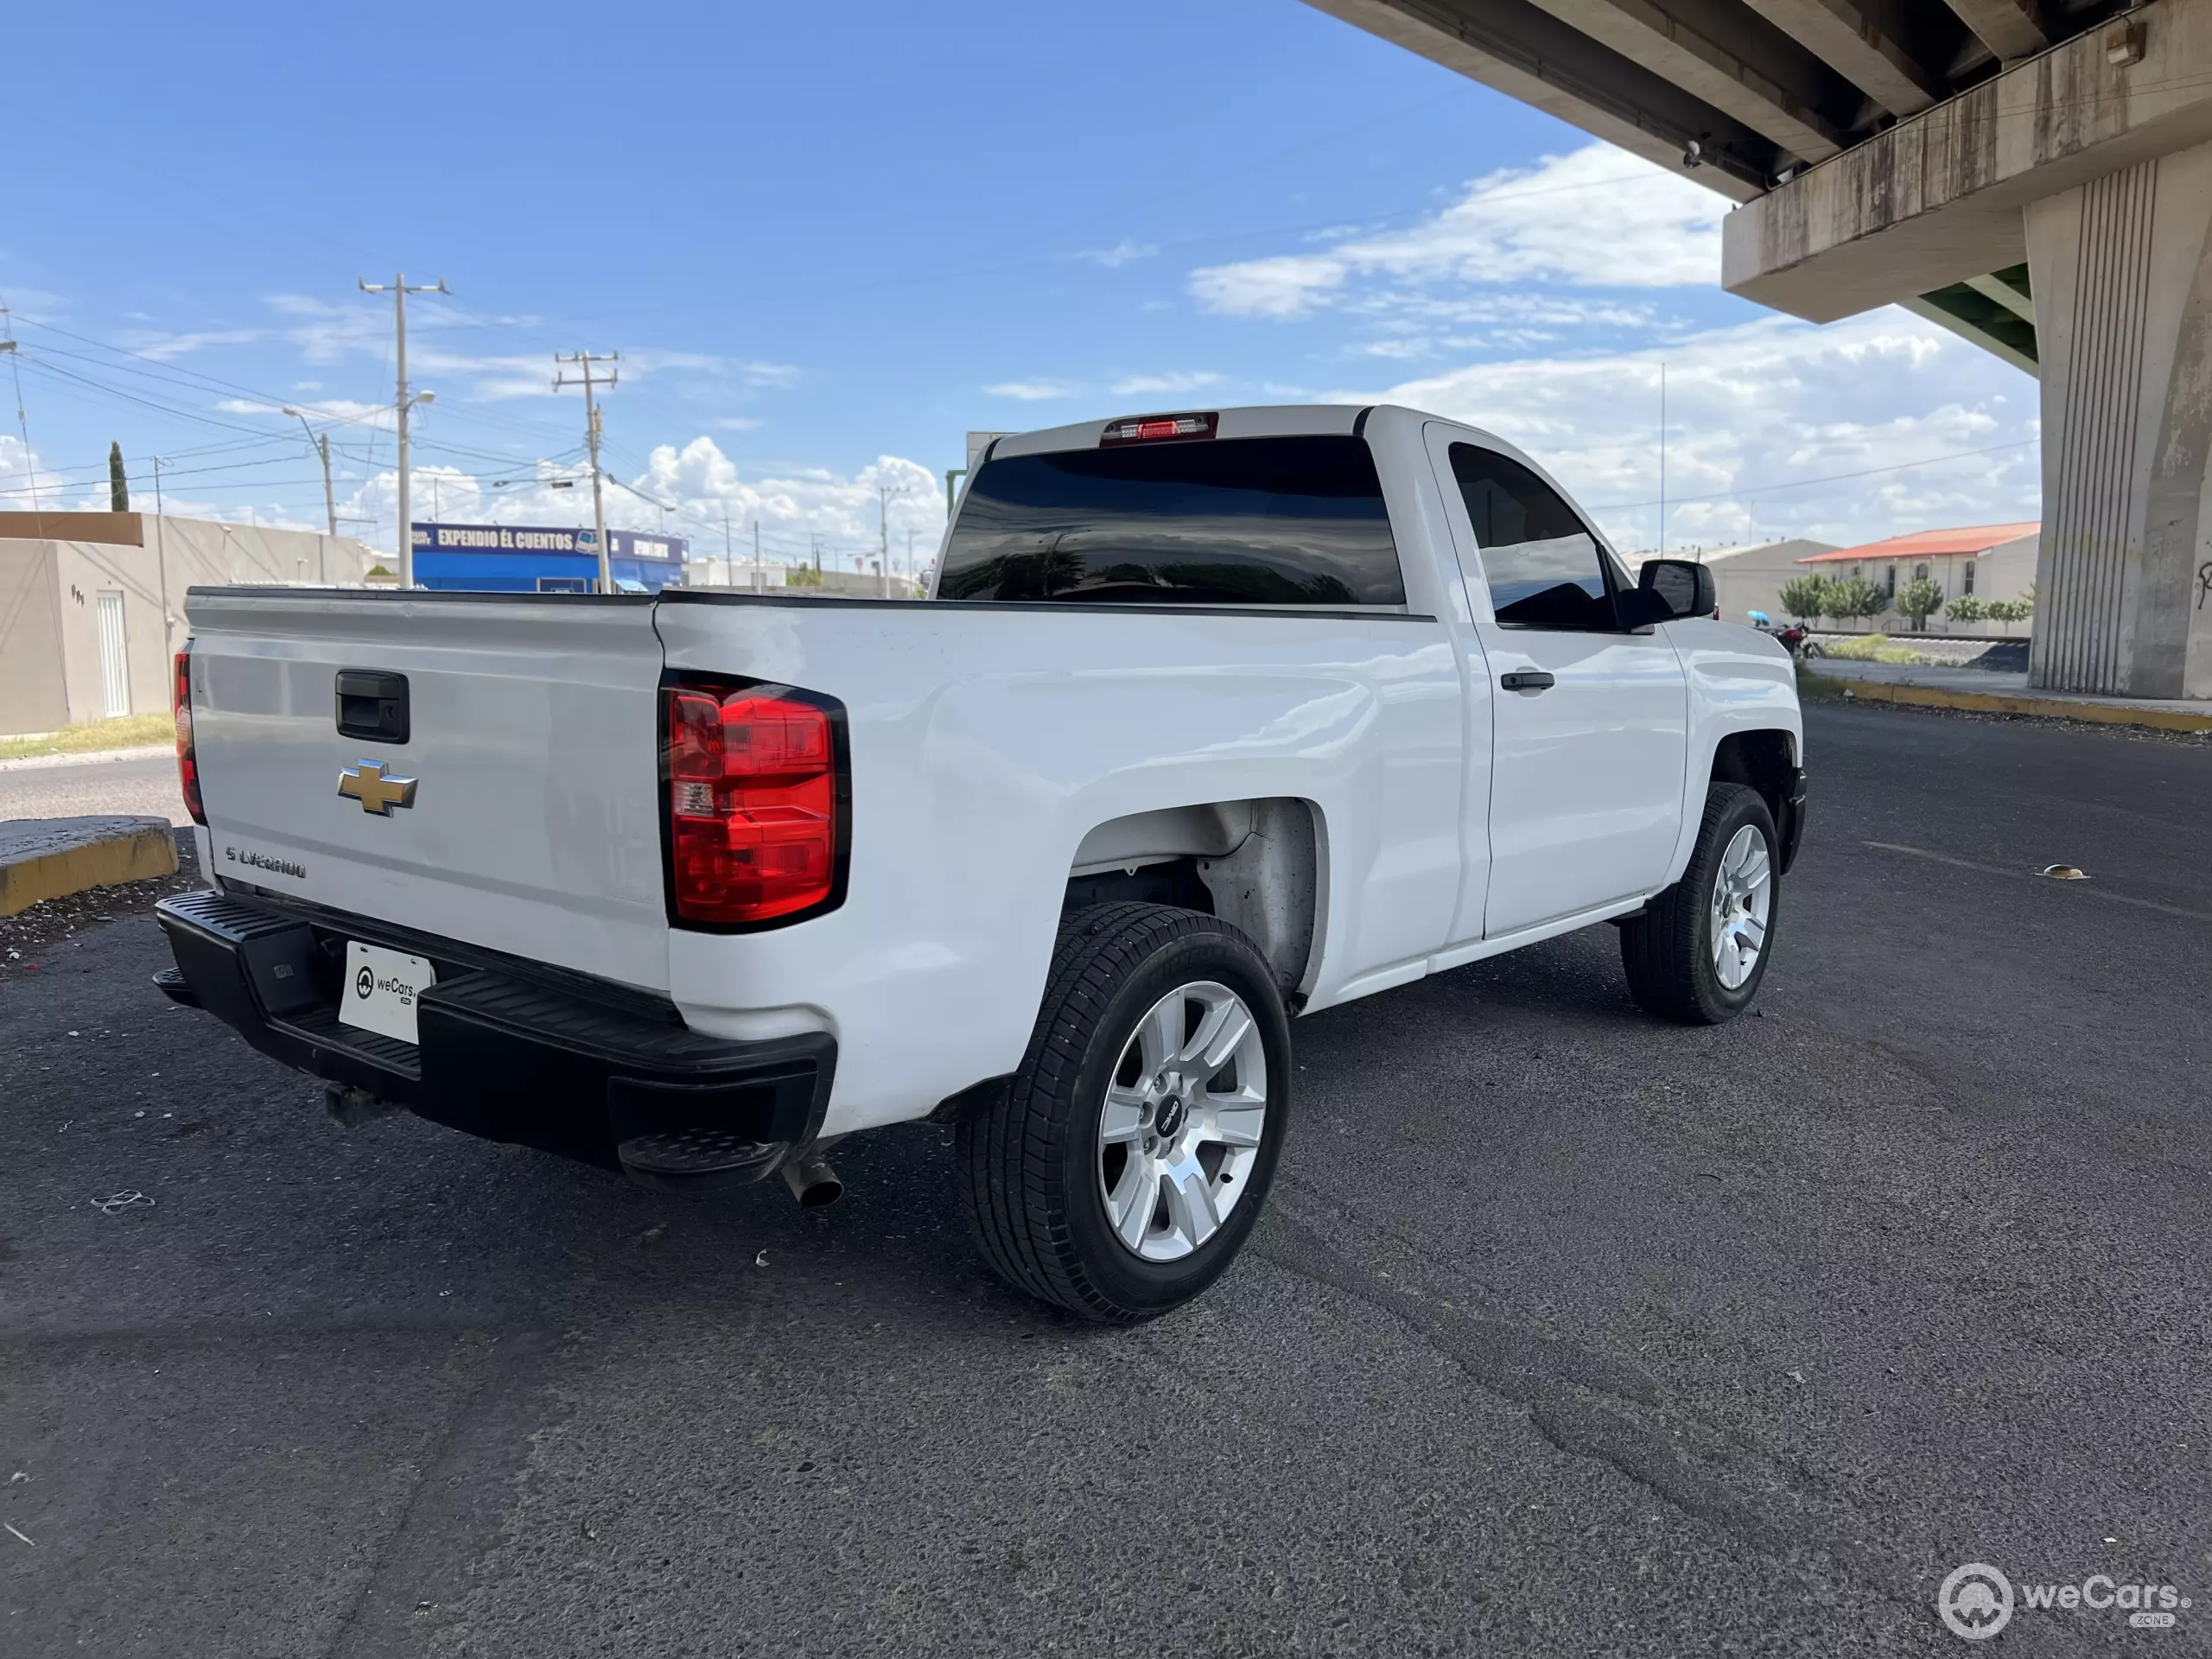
337 760 418 815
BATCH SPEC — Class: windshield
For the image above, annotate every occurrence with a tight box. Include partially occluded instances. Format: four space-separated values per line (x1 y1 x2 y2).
938 434 1405 606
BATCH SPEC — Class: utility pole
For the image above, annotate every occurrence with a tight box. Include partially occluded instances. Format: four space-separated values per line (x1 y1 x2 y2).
723 506 733 587
153 456 171 660
0 309 38 512
553 348 620 593
878 480 912 598
283 408 339 537
358 275 447 587
1657 360 1667 559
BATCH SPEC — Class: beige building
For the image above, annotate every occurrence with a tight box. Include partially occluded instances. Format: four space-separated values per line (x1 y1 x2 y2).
1790 524 2041 636
1624 539 1840 628
0 512 378 736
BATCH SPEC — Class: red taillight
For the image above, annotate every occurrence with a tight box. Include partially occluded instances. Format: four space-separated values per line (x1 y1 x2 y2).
1099 410 1218 446
663 683 842 927
174 647 206 827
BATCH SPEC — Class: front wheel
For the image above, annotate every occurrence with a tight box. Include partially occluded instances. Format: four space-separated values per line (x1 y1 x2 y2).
1618 783 1778 1024
957 903 1292 1322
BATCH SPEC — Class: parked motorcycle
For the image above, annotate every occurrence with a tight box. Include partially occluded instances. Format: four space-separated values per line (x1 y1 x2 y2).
1749 612 1817 658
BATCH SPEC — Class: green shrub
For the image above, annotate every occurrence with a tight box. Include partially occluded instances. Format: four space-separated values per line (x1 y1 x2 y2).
1777 574 1828 625
1945 594 1986 625
1821 575 1886 633
1895 576 1943 632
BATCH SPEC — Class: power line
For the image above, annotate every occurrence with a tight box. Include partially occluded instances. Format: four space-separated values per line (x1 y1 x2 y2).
1578 437 2037 512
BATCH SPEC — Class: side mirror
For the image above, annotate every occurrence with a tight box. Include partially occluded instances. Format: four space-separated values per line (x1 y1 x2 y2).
1638 558 1716 622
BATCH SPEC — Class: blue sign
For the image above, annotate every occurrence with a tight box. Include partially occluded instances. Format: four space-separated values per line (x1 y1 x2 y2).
410 523 685 562
408 521 689 594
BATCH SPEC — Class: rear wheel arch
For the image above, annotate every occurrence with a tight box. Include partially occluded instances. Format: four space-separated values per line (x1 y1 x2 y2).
1063 797 1323 1001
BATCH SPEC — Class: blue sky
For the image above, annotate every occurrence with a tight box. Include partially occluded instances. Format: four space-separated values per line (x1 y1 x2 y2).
0 0 2039 571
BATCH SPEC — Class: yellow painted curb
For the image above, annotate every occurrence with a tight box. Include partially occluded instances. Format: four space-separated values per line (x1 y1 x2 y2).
1840 678 2212 734
0 824 179 916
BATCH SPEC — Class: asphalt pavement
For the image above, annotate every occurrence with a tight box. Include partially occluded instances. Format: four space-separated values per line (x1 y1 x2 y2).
0 749 192 828
4 702 2210 1656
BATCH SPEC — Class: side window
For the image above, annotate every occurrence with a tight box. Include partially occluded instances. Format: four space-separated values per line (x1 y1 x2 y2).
1449 443 1613 631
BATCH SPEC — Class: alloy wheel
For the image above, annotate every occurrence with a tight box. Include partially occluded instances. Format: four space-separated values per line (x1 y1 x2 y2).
1096 980 1268 1262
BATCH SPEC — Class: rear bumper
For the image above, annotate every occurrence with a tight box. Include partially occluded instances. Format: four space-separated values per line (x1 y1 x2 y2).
155 888 835 1185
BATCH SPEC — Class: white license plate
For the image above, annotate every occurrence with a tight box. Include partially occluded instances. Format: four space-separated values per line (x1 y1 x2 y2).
339 941 435 1046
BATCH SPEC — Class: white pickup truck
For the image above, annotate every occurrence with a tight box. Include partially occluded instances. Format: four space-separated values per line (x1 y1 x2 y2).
157 404 1803 1319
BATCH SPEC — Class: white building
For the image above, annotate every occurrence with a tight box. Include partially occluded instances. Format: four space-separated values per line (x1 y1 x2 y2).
0 512 379 736
1623 539 1840 628
1789 524 2041 635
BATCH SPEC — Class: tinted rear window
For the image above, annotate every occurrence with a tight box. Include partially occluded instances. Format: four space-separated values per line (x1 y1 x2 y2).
937 435 1405 606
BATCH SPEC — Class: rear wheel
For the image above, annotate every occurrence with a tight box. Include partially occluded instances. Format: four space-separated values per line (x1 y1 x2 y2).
957 903 1291 1321
1619 783 1778 1025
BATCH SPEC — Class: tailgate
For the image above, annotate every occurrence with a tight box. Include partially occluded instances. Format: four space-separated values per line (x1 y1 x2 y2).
186 589 672 993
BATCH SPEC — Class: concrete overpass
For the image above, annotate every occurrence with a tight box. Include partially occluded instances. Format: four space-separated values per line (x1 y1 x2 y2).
1305 0 2212 699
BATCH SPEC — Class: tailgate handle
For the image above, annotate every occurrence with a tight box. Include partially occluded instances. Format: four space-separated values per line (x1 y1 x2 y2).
335 669 410 745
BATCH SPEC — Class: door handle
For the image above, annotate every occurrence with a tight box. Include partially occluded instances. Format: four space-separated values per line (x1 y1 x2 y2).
1500 671 1555 692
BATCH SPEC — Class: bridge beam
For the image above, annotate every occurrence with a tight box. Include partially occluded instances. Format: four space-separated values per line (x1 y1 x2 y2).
1518 0 1861 161
1738 0 1944 116
1302 0 1780 196
1941 0 2050 63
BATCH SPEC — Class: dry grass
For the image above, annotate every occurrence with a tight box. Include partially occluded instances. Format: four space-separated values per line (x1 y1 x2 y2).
0 712 175 762
1817 633 1928 664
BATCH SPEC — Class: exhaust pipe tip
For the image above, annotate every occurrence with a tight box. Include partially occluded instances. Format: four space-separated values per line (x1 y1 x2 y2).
324 1083 397 1128
781 1152 843 1209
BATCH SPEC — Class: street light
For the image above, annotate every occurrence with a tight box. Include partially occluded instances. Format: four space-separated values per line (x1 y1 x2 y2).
281 406 338 539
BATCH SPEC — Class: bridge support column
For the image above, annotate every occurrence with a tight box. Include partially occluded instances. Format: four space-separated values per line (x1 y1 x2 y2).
2027 139 2212 698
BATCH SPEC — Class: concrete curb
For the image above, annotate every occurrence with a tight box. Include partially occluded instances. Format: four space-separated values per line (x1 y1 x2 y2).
0 816 180 916
0 744 173 774
1834 677 2212 734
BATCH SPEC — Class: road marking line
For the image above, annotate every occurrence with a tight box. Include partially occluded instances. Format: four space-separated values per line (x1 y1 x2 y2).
1865 842 2212 923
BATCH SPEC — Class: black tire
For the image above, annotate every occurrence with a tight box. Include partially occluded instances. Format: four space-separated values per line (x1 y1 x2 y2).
1619 783 1779 1025
1801 639 1825 658
957 903 1293 1322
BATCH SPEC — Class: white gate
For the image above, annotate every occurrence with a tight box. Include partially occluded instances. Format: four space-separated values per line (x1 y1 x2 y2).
96 591 130 718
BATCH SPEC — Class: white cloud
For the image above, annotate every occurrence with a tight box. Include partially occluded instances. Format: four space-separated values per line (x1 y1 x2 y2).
1071 239 1159 269
123 327 271 360
327 439 949 575
0 434 70 511
1109 371 1224 397
1191 254 1345 321
984 380 1082 401
1191 143 1723 318
215 396 391 426
1340 308 2039 550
